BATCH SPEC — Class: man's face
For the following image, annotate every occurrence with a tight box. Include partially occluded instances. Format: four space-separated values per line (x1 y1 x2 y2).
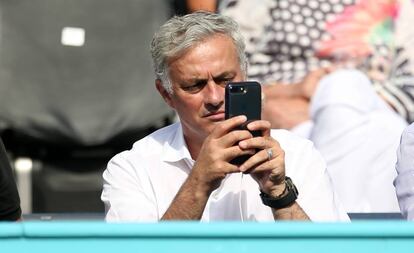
157 34 244 143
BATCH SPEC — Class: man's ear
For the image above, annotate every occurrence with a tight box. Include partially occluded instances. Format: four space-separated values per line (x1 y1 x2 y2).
155 79 175 109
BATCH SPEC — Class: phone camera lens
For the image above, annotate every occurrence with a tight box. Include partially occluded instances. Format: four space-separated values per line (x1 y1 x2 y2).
229 85 247 94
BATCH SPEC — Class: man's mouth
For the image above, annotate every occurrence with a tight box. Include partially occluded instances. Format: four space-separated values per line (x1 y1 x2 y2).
204 111 225 121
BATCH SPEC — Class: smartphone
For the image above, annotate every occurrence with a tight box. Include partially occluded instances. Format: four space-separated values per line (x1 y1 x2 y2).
225 81 262 165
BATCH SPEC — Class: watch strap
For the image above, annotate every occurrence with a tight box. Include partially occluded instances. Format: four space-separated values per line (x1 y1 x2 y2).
260 177 298 209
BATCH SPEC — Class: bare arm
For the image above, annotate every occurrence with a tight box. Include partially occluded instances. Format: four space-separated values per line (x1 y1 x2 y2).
161 173 210 220
262 82 302 99
273 204 309 220
272 202 309 220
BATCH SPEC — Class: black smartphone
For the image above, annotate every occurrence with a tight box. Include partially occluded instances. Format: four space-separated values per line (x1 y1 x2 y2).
225 81 262 165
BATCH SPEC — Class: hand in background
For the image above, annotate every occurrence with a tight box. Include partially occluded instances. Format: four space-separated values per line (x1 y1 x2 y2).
263 67 332 99
262 96 310 130
295 68 332 99
261 67 333 130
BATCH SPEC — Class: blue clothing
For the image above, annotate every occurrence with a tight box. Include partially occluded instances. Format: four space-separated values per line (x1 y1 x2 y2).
395 123 414 219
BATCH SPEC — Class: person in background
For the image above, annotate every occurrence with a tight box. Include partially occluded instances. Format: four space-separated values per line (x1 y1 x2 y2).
395 123 414 220
218 0 414 122
101 11 348 222
171 0 217 15
187 0 411 213
0 138 21 221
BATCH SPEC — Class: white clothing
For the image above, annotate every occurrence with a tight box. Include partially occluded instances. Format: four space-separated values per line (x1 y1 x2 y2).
394 123 414 220
102 122 349 222
220 1 410 213
293 69 407 213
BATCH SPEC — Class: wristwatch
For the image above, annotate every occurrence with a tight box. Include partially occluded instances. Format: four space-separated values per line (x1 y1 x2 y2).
260 177 298 209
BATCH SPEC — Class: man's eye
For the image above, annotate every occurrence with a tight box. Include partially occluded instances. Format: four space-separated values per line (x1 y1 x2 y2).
183 82 205 92
216 78 233 87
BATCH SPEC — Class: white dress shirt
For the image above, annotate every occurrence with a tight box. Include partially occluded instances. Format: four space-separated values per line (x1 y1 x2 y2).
102 122 348 222
395 123 414 219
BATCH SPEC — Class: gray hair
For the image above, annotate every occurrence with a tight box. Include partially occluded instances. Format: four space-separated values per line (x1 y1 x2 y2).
150 11 248 93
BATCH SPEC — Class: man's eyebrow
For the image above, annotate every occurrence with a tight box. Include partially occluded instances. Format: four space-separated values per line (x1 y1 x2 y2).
181 71 235 85
183 77 208 84
213 71 235 79
189 71 233 81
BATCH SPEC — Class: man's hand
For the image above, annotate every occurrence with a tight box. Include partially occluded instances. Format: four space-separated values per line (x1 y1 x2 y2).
237 120 286 196
295 68 330 99
191 115 255 193
237 120 310 220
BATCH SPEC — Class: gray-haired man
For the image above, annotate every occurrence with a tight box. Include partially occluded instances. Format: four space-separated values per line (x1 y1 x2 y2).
101 11 348 222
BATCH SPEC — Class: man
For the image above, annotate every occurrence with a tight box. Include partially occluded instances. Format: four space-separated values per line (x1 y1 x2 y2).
0 138 21 221
395 123 414 220
101 11 348 221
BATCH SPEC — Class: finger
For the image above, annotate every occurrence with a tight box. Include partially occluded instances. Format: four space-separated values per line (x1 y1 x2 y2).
248 148 282 171
239 145 284 173
222 162 242 174
246 157 285 185
210 115 247 138
239 147 273 173
249 158 286 186
219 129 253 147
246 120 271 136
222 145 256 163
239 136 280 151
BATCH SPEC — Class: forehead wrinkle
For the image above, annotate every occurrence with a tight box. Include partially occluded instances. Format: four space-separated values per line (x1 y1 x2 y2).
168 34 241 85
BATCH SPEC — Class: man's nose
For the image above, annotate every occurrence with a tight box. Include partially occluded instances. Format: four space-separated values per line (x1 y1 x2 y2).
204 81 224 106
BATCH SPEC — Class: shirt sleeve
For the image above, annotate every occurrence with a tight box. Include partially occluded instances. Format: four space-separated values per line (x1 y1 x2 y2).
101 152 159 222
395 123 414 220
0 139 21 221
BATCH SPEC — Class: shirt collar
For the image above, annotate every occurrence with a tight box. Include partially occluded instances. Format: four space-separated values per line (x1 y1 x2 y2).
162 122 193 163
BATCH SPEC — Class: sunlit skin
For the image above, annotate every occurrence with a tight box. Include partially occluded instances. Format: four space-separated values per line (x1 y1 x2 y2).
156 34 244 159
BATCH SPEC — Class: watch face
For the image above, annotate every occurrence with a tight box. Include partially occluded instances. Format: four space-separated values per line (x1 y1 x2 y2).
285 177 299 197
